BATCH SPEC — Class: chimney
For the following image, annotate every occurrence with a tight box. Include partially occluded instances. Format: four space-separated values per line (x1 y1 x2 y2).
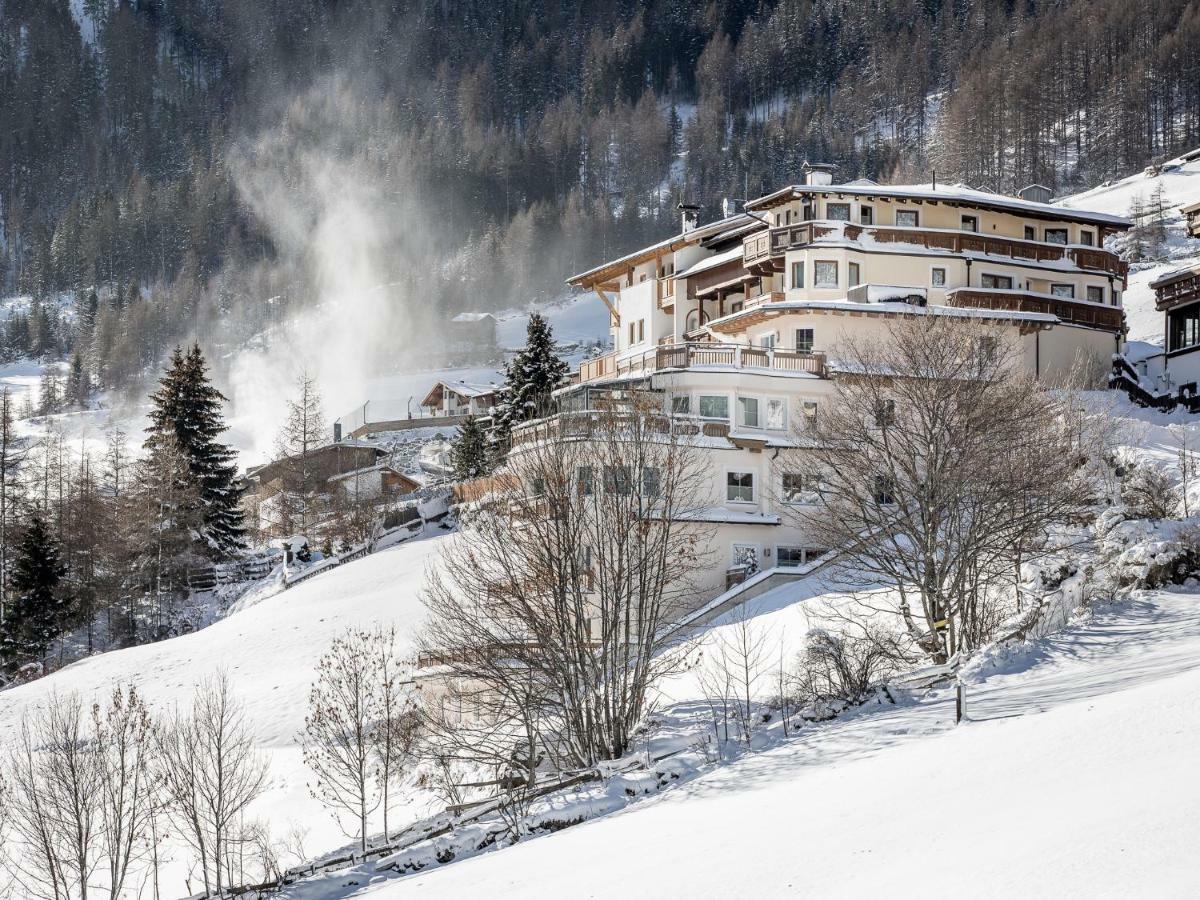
678 202 701 232
802 161 837 186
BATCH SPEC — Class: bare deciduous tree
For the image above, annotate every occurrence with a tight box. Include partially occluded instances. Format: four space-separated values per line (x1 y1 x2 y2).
4 694 101 900
92 685 157 899
695 606 772 751
782 315 1097 662
420 390 713 784
158 673 268 897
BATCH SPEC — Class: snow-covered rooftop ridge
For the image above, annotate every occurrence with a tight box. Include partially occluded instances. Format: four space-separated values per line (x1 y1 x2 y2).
1150 262 1200 289
451 312 496 322
567 213 755 285
747 181 1132 227
437 379 501 397
674 246 745 279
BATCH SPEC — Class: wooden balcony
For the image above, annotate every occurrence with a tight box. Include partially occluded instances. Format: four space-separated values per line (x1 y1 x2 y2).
576 342 828 385
657 276 675 310
1152 267 1200 312
946 288 1125 333
743 222 1128 281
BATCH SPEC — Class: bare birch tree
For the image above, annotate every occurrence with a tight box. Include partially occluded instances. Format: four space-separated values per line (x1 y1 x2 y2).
92 685 158 899
4 694 101 900
157 673 268 897
695 605 772 750
780 315 1097 662
302 627 382 853
420 390 713 782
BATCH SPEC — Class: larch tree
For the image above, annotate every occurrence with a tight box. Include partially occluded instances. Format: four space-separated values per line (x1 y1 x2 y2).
273 371 328 536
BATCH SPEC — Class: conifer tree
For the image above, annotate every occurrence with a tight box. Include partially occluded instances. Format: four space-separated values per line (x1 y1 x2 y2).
450 416 490 480
144 345 246 557
491 313 568 464
1 513 68 670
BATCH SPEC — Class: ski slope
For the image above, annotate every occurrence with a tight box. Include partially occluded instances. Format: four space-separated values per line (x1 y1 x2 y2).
0 529 451 896
1061 149 1200 345
351 588 1200 900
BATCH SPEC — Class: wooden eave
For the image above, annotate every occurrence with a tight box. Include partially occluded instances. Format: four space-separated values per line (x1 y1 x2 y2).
706 303 1057 336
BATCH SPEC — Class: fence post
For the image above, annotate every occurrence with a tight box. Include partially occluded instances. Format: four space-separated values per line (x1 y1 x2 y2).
955 679 966 724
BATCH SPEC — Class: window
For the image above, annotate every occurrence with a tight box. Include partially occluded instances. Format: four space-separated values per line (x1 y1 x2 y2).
961 214 979 232
814 261 838 288
777 546 806 567
638 319 645 343
1024 225 1037 241
981 273 1014 290
790 261 805 289
529 475 546 496
628 321 635 345
1044 228 1068 245
931 267 947 287
795 328 814 353
628 319 644 345
671 395 691 415
760 333 776 350
895 209 919 227
1087 286 1105 304
1079 230 1094 246
873 474 895 505
765 398 786 430
698 395 729 420
782 472 819 504
577 466 594 496
860 205 874 225
826 202 851 221
727 472 755 503
642 467 661 497
848 262 861 287
874 398 896 427
801 401 819 428
737 396 760 428
1169 304 1200 352
1050 283 1075 298
604 465 633 495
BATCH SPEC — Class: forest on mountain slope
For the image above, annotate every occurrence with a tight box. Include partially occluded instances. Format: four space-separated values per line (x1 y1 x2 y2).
1 0 1198 394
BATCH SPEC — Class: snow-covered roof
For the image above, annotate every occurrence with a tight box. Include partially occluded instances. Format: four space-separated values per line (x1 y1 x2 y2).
451 312 496 323
675 247 745 279
1150 263 1200 290
567 213 756 287
746 181 1132 228
438 380 500 399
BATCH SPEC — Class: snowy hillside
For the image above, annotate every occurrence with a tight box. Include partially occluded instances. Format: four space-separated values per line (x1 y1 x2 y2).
371 589 1200 900
0 529 450 895
1061 150 1200 345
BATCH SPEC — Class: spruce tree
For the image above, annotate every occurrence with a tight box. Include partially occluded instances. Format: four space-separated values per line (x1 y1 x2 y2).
450 415 490 480
491 313 568 463
144 345 246 557
1 513 68 670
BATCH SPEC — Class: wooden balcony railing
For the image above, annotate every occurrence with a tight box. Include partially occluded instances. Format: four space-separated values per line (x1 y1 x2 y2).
743 222 1128 280
576 342 828 385
657 276 675 309
946 288 1125 333
1153 271 1200 311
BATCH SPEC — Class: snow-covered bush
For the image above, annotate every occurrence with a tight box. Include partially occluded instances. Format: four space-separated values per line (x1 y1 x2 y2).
1120 462 1180 520
793 623 908 708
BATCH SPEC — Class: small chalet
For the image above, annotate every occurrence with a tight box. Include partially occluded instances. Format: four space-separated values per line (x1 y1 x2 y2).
244 440 387 499
420 380 500 418
449 312 497 354
328 464 422 501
